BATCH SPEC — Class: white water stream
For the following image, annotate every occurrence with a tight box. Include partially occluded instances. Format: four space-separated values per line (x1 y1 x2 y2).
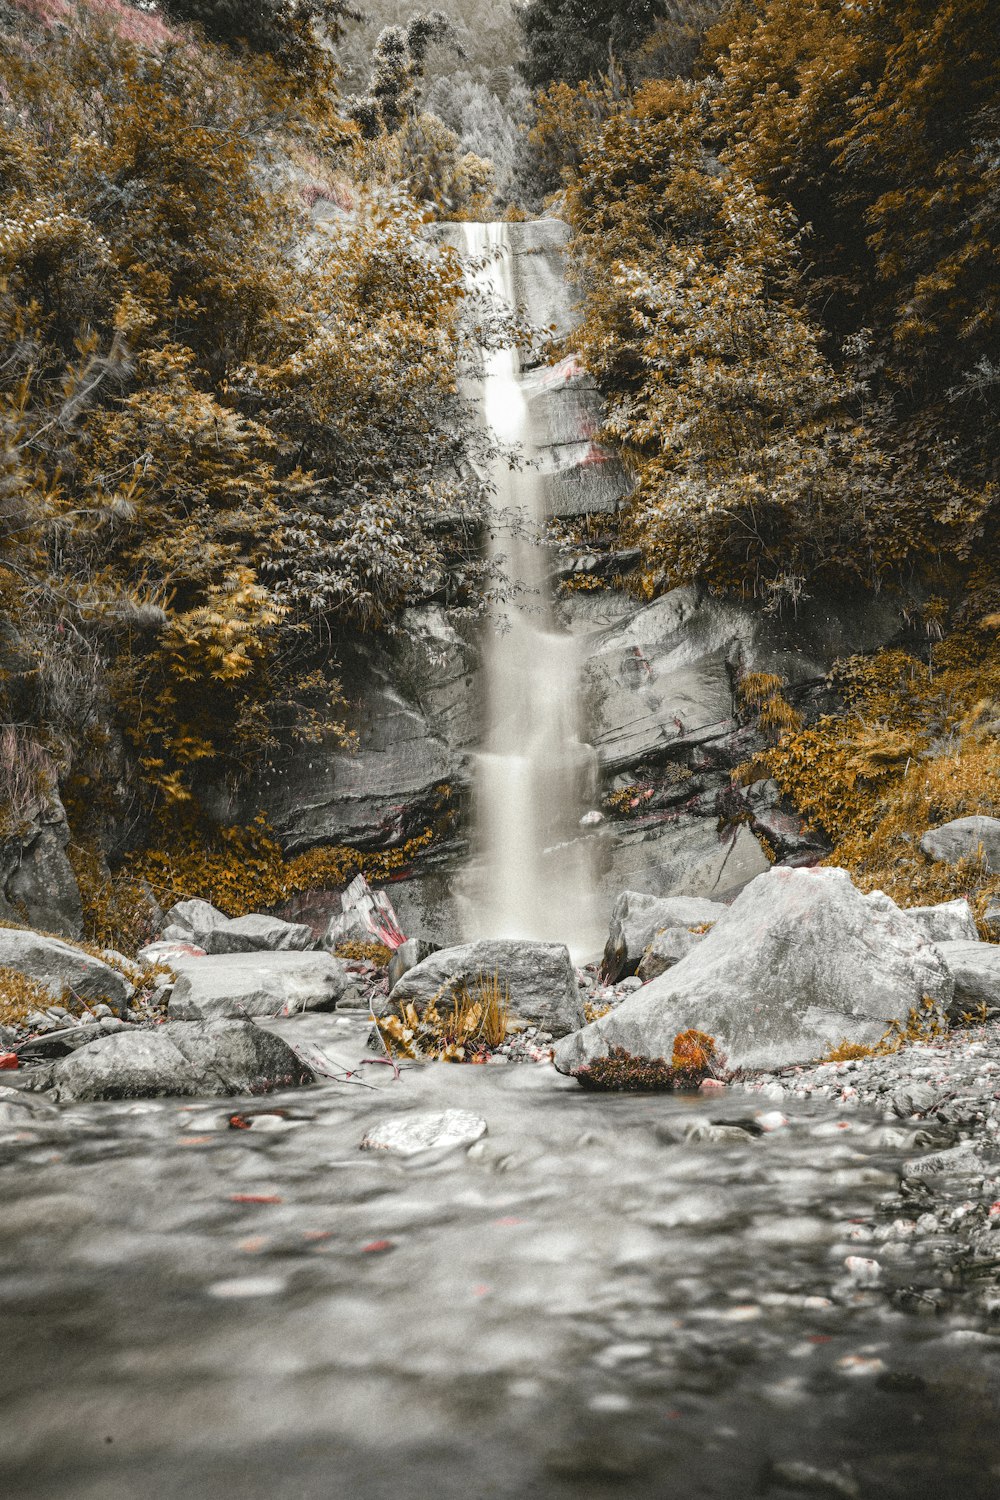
460 223 602 957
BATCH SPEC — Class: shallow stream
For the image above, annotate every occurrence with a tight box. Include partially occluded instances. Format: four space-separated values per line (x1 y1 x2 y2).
3 1015 1000 1499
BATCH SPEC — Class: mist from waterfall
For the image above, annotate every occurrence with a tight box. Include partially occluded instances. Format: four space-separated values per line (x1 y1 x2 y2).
460 222 602 959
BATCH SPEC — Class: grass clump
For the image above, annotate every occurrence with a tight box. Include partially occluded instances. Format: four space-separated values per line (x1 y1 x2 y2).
377 970 510 1063
0 967 56 1028
573 1031 720 1092
824 998 949 1063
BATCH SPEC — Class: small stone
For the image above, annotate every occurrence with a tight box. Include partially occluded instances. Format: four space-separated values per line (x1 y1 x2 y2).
843 1256 881 1285
360 1109 487 1157
768 1460 859 1498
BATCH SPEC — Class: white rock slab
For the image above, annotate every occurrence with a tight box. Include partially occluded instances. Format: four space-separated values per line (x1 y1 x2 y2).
361 1109 487 1157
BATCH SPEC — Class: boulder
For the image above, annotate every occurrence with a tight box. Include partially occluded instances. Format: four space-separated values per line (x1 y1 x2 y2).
602 892 728 982
637 927 706 983
983 902 1000 942
41 1020 314 1102
200 914 314 955
935 940 1000 1017
903 899 980 945
920 816 1000 872
0 928 132 1012
555 867 954 1075
388 937 440 991
380 939 583 1037
321 905 376 953
168 952 360 1021
161 899 229 947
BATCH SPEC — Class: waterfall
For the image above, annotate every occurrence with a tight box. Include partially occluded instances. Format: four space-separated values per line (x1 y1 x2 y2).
460 222 602 958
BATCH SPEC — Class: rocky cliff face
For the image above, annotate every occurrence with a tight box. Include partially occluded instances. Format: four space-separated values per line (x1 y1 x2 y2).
248 222 917 948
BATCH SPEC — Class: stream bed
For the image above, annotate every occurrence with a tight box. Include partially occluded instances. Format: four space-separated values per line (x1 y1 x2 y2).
2 1014 1000 1499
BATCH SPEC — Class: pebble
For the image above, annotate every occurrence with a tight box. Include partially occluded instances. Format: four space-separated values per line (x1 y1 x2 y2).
207 1276 286 1299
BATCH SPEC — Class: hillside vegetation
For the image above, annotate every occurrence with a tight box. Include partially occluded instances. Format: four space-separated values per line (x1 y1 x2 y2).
1 0 998 940
528 0 1000 916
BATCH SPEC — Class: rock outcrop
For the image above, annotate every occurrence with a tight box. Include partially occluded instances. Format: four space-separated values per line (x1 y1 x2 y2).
168 951 358 1020
904 899 980 945
0 790 83 939
556 867 954 1075
39 1020 314 1101
382 938 582 1037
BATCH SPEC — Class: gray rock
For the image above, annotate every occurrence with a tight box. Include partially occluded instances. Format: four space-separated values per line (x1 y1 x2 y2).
902 1143 987 1178
161 899 229 947
890 1083 942 1118
636 927 706 983
168 951 358 1021
602 892 728 982
361 1109 487 1157
252 688 457 854
138 940 206 965
42 1020 314 1102
321 905 377 953
3 818 83 940
983 901 1000 941
920 816 1000 871
556 867 954 1075
381 939 582 1037
17 1017 126 1058
0 1084 60 1129
388 938 439 990
583 586 906 776
200 913 314 955
904 899 980 944
0 928 132 1012
935 940 1000 1017
597 819 771 915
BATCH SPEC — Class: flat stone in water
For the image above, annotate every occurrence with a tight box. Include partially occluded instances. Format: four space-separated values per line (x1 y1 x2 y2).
361 1109 488 1157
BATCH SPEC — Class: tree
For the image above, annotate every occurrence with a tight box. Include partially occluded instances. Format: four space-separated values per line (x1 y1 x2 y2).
347 9 462 136
517 0 665 88
0 3 494 821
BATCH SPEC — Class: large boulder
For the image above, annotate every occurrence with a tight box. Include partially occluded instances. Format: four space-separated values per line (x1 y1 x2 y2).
200 914 314 955
382 939 582 1037
935 940 1000 1017
602 892 728 982
41 1020 314 1102
0 928 132 1012
556 867 954 1075
161 902 314 956
168 952 359 1020
903 899 980 945
161 899 228 947
920 816 1000 872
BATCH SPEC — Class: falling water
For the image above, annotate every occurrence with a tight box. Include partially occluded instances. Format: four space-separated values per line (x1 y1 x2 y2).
460 222 602 957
